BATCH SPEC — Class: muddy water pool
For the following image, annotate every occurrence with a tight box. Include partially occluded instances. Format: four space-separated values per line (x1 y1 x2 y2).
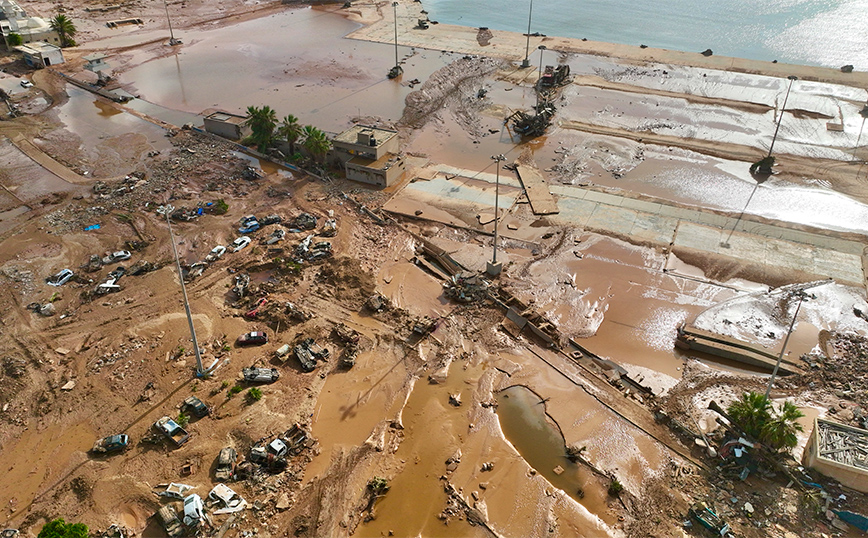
118 8 458 133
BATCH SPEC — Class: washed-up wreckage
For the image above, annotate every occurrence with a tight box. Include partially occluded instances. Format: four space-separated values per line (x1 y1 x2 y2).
445 272 489 303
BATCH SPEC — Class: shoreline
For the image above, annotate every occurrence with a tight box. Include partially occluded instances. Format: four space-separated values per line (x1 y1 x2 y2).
346 0 868 89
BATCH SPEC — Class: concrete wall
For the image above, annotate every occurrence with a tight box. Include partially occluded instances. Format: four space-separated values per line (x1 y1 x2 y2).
803 418 868 493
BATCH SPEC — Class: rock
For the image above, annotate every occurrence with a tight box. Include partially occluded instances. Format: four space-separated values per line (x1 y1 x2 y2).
744 502 754 514
61 380 76 391
39 303 56 316
841 64 854 73
701 49 713 56
448 393 462 407
275 493 291 511
479 482 488 490
481 462 494 472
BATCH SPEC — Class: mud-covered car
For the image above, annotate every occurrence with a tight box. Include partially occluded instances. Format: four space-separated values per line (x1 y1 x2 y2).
214 447 237 481
182 396 210 418
242 367 279 383
91 434 130 454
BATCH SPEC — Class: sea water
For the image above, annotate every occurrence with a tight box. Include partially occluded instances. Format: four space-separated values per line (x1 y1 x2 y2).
422 0 868 69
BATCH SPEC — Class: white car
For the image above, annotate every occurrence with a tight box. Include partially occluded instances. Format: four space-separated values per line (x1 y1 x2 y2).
231 236 251 252
103 250 131 264
182 494 205 528
205 245 226 262
46 269 74 286
20 80 33 88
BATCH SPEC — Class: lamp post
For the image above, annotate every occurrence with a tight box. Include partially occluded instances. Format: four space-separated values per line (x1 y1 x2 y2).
165 207 205 377
764 280 831 399
164 0 180 45
487 154 506 276
387 2 402 79
520 0 534 68
535 45 547 107
767 75 797 159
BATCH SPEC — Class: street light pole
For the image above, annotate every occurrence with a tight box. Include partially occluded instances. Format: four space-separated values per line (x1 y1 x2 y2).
521 0 534 68
767 75 797 159
764 280 831 399
721 179 761 248
487 154 506 276
852 103 868 161
165 209 205 377
164 0 179 45
387 2 402 79
536 45 546 108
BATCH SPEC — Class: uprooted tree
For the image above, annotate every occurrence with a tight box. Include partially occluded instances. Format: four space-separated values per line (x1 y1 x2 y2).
38 518 88 538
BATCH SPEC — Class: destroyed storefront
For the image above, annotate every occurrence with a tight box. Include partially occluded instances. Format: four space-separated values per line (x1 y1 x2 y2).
803 418 868 493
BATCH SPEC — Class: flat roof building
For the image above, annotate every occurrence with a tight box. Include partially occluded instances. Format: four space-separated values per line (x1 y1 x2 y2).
15 41 63 68
203 111 250 141
333 125 403 188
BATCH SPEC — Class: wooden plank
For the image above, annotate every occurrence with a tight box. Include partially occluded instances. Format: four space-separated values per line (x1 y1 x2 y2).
514 163 559 215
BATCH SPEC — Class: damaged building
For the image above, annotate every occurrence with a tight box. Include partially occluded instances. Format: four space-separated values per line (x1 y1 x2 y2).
803 418 868 493
332 124 404 188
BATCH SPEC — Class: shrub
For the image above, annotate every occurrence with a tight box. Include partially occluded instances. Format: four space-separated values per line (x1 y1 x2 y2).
227 385 243 398
608 478 623 497
246 387 263 402
176 413 190 427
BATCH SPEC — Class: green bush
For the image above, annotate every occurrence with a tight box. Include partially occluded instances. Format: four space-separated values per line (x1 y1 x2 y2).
212 198 229 215
608 478 623 497
246 387 263 402
176 413 190 427
7 33 23 47
227 385 243 398
38 518 88 538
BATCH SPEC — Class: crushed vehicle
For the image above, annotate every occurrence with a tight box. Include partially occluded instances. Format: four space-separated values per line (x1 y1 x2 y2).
205 245 226 262
238 215 260 234
340 345 358 369
158 483 194 500
231 236 252 252
285 302 312 321
294 338 328 373
154 416 190 447
182 494 206 528
208 484 247 514
46 269 74 287
20 80 33 88
182 262 207 282
264 228 286 245
267 439 288 457
688 501 730 536
295 234 332 261
242 366 279 383
319 218 337 237
181 396 210 418
102 250 131 265
245 297 268 319
237 331 268 346
274 343 292 362
214 447 237 481
155 505 184 538
248 446 288 472
232 273 250 298
366 293 387 312
95 277 122 295
261 214 282 225
91 434 130 454
333 323 360 345
290 213 317 231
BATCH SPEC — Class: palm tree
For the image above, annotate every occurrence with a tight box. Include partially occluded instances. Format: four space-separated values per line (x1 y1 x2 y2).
760 401 804 451
726 391 772 440
276 114 302 154
301 126 331 163
243 105 277 151
50 14 77 48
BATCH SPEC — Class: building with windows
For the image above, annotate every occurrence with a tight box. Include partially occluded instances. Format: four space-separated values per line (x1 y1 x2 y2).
203 111 250 141
16 41 64 68
0 0 59 47
332 125 404 188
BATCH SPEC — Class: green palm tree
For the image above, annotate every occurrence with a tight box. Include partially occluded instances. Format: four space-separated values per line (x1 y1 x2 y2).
276 114 302 154
726 391 772 440
244 105 277 151
760 401 804 451
50 14 77 48
301 126 331 163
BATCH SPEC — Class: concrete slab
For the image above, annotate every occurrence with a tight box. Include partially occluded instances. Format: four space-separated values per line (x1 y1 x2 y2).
514 163 560 215
585 204 638 237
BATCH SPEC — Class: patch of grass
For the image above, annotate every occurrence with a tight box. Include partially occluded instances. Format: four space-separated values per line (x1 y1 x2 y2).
227 385 243 398
608 477 623 497
176 413 190 427
220 380 230 389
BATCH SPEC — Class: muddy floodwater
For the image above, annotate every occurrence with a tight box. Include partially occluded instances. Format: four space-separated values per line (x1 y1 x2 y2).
496 385 609 511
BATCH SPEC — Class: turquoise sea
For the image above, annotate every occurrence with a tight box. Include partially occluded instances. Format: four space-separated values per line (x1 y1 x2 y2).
421 0 868 69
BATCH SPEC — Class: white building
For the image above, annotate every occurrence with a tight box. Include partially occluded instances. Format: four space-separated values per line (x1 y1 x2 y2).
0 0 59 48
16 41 64 68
